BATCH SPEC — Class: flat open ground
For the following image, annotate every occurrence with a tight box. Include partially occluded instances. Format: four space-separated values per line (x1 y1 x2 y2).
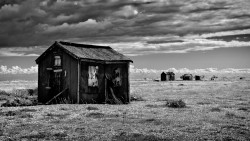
0 75 250 140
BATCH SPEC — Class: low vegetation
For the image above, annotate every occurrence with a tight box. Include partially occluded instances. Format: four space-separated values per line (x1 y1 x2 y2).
210 107 221 112
130 95 144 101
0 75 249 140
86 106 99 111
165 99 186 108
0 88 38 107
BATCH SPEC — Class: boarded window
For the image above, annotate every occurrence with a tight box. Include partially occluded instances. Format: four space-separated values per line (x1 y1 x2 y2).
54 56 61 66
113 68 121 87
88 66 98 87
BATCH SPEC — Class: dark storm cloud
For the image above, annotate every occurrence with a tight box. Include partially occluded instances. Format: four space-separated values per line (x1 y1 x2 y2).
207 34 250 42
147 40 184 44
0 0 250 56
0 0 24 8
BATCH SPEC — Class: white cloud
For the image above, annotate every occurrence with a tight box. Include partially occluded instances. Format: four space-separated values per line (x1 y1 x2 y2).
43 19 111 35
114 5 138 18
98 38 250 56
0 65 38 74
130 65 250 74
199 29 250 38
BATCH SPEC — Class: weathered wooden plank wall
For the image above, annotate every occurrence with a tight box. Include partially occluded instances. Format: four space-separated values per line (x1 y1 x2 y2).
38 46 78 103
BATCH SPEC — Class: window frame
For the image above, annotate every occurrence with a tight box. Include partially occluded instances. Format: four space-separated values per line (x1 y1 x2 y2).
54 55 62 67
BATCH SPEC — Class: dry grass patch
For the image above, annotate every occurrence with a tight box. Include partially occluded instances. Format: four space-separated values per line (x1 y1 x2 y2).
19 108 37 112
145 104 162 108
238 107 248 111
0 76 250 140
86 106 99 110
210 107 222 112
20 130 68 140
139 118 162 125
112 132 170 141
1 98 36 107
86 112 105 118
19 113 33 118
0 110 21 116
59 107 69 111
21 132 47 140
0 109 34 119
0 88 38 107
197 101 212 105
45 112 70 119
130 95 145 101
225 112 245 119
165 99 186 108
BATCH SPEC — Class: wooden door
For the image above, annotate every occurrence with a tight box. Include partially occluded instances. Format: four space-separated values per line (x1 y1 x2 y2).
49 71 62 101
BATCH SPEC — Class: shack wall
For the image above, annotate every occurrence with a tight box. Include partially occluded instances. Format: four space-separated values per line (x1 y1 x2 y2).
104 63 129 103
79 61 105 103
37 46 78 103
79 61 130 103
61 49 78 103
37 52 54 103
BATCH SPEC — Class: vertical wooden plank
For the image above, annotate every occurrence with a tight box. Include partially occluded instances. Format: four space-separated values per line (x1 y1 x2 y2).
104 64 107 103
37 63 41 102
127 62 130 103
77 60 80 104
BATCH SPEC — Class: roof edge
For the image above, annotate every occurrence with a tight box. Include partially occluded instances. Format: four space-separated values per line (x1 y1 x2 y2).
35 41 80 64
58 41 111 49
36 41 133 64
35 41 57 64
80 58 133 63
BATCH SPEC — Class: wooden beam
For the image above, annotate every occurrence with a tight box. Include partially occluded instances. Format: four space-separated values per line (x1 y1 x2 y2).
77 59 80 104
127 62 130 103
46 88 68 104
80 58 130 64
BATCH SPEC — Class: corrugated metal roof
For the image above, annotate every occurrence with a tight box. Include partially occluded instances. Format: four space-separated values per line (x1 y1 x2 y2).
58 41 132 62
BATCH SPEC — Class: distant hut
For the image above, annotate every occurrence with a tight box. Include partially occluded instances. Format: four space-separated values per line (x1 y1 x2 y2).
161 72 167 81
181 74 193 80
166 72 175 81
211 75 218 81
35 41 133 104
195 75 204 81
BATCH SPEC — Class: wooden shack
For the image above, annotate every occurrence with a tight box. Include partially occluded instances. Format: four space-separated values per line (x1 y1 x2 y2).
35 41 133 104
161 72 167 81
195 75 204 81
166 72 175 81
181 74 193 81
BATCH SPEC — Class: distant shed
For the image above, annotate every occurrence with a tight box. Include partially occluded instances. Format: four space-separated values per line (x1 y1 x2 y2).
181 74 193 81
35 41 133 104
195 75 204 81
166 72 175 81
161 72 167 81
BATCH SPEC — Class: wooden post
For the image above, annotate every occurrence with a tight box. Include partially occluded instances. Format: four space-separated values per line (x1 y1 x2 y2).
46 88 68 104
104 75 107 103
77 60 80 104
127 63 130 103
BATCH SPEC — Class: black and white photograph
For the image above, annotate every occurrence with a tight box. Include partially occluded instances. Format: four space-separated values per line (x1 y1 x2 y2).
0 0 250 140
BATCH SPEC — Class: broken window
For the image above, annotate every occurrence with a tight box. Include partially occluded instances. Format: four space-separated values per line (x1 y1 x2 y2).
54 56 61 66
113 68 121 87
88 66 98 87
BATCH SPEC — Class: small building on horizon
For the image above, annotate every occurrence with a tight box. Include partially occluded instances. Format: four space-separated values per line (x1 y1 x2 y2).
195 75 205 81
161 71 175 81
181 74 193 80
166 72 175 81
35 41 133 104
161 72 167 81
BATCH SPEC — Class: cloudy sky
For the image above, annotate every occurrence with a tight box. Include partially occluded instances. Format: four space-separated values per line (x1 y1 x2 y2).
0 0 250 78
